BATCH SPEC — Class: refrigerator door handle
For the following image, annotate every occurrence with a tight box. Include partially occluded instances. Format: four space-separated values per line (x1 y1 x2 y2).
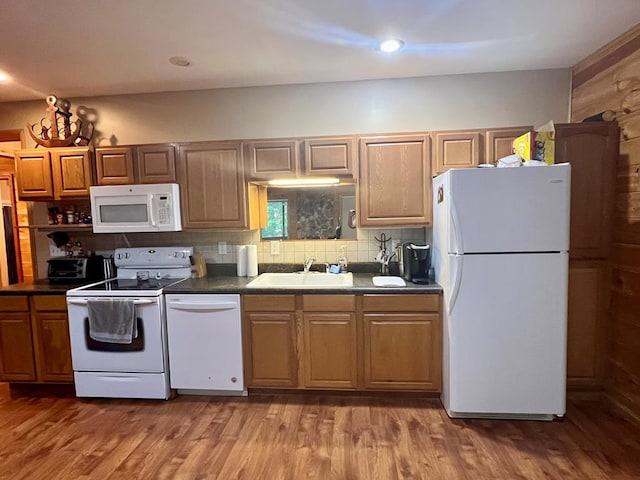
449 254 463 315
450 196 462 254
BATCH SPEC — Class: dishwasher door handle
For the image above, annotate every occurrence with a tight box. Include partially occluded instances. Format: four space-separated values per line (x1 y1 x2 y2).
166 301 238 311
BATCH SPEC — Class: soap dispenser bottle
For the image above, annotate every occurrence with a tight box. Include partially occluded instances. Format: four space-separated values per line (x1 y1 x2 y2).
338 246 348 272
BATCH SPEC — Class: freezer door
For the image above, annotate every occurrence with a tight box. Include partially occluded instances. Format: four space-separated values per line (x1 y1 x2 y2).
445 252 568 416
448 164 570 254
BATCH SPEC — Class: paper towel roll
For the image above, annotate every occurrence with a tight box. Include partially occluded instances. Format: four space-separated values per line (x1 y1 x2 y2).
236 245 247 277
246 244 258 277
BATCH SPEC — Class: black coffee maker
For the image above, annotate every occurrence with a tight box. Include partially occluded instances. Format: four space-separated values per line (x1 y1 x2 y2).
399 242 431 284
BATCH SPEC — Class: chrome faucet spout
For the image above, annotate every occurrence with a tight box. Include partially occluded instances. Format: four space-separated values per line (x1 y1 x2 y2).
304 257 316 273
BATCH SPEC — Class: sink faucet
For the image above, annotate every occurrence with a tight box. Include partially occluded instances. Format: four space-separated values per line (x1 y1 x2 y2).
303 257 316 272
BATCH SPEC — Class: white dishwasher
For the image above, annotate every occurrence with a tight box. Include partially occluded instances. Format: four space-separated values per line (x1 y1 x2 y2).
165 294 246 395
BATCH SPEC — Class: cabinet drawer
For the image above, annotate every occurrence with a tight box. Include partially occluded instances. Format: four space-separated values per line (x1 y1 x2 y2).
243 295 296 312
1 296 30 311
32 295 67 312
362 294 440 312
302 295 355 312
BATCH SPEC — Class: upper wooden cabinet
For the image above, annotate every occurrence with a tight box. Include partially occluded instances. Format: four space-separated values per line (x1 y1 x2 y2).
135 144 177 183
358 134 432 227
245 140 300 180
95 146 134 185
303 136 355 176
177 141 263 229
555 122 618 259
95 144 177 185
433 130 482 175
484 126 532 165
15 147 93 200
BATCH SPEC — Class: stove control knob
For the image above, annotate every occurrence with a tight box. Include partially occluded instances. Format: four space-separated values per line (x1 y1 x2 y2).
173 252 179 258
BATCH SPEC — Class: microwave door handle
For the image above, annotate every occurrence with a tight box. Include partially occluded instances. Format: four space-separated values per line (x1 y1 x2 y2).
149 195 157 227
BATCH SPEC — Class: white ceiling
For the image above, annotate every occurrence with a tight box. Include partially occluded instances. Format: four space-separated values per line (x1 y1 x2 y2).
1 0 640 103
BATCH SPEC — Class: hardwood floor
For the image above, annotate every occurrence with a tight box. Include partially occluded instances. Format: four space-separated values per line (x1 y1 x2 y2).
1 385 640 479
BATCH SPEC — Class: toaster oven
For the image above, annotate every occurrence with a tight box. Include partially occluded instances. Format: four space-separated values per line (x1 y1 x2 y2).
47 256 107 284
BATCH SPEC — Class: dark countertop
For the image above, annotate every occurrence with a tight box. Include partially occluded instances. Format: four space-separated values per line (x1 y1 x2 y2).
165 273 442 295
0 279 88 295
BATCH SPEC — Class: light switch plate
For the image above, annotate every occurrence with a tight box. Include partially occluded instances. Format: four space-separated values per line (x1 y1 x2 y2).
270 241 280 255
49 244 66 257
218 241 227 255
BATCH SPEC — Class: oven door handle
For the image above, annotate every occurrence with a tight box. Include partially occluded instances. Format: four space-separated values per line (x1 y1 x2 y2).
67 299 156 306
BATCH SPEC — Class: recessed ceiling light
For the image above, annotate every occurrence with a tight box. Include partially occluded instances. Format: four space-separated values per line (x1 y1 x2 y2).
0 72 9 82
379 39 405 53
169 56 192 67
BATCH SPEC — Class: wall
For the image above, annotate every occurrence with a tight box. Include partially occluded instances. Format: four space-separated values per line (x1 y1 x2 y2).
571 24 640 420
0 69 571 276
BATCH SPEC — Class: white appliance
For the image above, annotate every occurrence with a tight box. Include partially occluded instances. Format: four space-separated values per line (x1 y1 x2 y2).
166 294 245 395
432 164 571 420
66 246 194 399
90 183 182 233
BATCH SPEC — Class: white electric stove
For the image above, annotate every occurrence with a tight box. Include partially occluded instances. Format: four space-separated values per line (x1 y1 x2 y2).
66 246 194 399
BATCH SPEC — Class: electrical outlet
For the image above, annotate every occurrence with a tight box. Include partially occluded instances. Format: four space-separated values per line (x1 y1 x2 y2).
218 241 227 255
270 240 280 256
49 244 66 257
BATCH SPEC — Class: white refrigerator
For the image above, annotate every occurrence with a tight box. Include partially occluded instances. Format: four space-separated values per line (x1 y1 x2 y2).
432 164 571 420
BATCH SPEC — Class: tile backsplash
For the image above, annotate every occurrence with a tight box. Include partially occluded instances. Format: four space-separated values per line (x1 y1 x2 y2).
36 227 430 276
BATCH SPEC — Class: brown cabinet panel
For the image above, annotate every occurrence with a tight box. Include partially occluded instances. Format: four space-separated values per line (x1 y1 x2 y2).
95 147 135 185
358 134 432 227
0 311 36 381
136 144 177 183
51 148 93 197
303 137 355 176
243 295 296 312
567 262 607 388
14 149 54 199
484 126 531 165
244 312 298 387
302 294 355 312
555 122 618 259
32 311 73 382
246 140 299 180
363 312 441 391
363 294 440 312
433 131 481 174
303 313 357 389
177 142 248 229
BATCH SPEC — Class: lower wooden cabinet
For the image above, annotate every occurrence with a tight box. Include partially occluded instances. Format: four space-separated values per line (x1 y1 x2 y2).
566 261 607 388
242 293 442 392
0 295 73 384
362 294 441 391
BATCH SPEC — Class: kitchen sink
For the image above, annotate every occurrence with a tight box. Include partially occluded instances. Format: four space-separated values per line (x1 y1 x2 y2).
246 272 353 288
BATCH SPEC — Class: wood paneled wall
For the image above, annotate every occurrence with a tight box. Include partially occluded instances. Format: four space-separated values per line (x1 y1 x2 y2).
571 23 640 420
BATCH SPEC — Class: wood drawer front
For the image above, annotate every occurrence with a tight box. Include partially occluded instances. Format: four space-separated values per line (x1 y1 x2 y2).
362 294 440 312
1 296 29 312
243 295 296 312
32 295 67 312
302 295 355 312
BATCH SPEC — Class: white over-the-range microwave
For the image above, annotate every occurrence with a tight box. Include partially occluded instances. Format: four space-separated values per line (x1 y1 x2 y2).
89 183 182 233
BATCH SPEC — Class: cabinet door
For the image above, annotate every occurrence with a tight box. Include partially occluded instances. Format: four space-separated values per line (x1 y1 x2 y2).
14 149 54 199
363 312 441 391
31 311 73 383
244 312 298 387
358 134 432 227
246 140 299 180
555 123 618 259
51 147 93 198
567 262 606 388
303 312 357 389
433 131 481 175
303 137 355 176
135 144 177 183
484 126 531 165
95 147 135 185
0 311 36 382
177 142 248 229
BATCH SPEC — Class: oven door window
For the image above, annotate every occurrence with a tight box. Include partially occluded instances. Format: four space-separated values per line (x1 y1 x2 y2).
83 317 144 352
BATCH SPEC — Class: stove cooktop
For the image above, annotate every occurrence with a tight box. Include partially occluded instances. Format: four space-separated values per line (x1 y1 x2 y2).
81 277 187 291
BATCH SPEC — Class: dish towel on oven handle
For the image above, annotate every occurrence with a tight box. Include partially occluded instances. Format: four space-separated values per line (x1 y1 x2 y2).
87 299 138 344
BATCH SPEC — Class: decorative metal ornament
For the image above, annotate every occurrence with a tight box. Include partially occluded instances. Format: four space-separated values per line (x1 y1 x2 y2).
27 95 93 148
